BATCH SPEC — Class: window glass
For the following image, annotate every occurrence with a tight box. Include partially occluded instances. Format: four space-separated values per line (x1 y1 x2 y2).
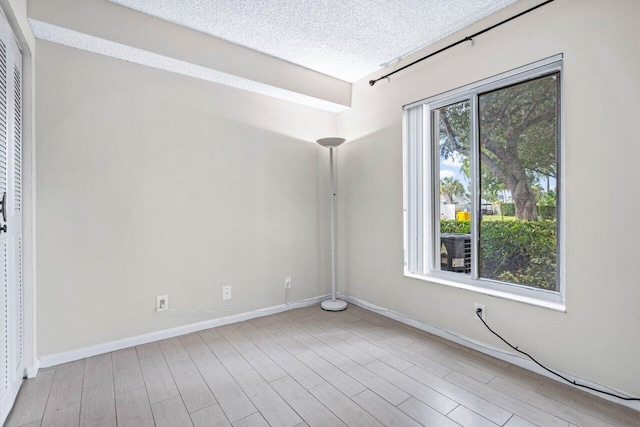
478 74 559 290
434 100 471 275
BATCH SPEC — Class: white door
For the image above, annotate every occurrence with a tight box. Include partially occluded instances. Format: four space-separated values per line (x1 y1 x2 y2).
0 8 22 423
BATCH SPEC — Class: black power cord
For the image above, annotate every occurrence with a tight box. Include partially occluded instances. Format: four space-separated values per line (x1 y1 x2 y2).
475 309 640 401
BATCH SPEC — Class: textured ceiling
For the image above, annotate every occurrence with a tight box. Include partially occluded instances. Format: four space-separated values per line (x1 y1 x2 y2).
109 0 518 82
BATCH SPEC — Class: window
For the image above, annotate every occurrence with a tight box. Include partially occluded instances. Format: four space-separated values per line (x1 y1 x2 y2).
403 56 563 307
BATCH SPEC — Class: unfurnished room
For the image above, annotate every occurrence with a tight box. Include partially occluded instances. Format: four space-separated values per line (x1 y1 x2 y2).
1 0 639 426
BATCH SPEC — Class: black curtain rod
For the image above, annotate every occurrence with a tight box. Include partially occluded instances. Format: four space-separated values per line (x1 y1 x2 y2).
369 0 556 86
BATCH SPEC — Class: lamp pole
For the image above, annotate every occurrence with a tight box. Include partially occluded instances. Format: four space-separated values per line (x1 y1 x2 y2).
317 138 347 311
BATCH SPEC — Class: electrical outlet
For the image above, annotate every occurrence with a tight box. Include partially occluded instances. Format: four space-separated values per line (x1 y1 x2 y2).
222 286 232 301
285 277 292 289
156 295 168 312
474 303 486 321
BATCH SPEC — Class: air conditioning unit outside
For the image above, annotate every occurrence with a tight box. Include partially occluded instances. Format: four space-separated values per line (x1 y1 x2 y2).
440 233 471 274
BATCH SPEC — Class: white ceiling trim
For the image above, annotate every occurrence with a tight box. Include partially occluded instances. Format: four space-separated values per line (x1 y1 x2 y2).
29 19 349 113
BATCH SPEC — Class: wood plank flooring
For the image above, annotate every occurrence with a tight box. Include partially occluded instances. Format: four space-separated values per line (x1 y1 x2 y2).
6 305 639 427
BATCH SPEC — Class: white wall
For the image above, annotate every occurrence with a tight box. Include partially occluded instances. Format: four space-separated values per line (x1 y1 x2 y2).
36 40 335 356
337 0 640 397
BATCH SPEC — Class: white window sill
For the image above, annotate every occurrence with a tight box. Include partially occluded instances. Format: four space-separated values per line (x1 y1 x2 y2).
404 271 566 312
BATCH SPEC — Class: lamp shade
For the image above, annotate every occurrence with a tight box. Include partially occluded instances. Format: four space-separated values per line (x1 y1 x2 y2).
316 137 345 147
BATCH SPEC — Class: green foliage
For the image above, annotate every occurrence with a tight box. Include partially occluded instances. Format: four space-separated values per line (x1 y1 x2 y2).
441 220 470 234
501 203 515 216
439 75 559 220
480 172 506 202
440 177 465 204
478 75 558 180
538 205 556 220
438 101 471 158
440 219 557 290
480 220 557 290
538 189 556 206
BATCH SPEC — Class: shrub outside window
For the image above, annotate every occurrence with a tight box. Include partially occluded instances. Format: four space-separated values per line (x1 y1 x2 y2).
403 56 563 307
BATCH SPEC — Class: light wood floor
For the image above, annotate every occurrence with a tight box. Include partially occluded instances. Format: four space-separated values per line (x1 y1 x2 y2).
6 305 639 427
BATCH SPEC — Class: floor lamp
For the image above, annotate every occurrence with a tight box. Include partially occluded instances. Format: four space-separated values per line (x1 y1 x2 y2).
317 137 348 311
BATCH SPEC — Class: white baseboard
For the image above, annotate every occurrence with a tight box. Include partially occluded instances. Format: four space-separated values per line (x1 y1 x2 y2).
25 359 39 378
339 294 640 412
38 294 330 369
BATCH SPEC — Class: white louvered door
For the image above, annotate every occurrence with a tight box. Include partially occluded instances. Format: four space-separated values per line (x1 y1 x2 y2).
0 8 22 423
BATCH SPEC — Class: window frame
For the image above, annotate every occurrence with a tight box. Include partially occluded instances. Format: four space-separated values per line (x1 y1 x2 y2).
403 55 565 310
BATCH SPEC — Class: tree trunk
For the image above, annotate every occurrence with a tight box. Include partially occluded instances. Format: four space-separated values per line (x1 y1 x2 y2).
481 148 538 221
504 147 538 221
511 179 538 220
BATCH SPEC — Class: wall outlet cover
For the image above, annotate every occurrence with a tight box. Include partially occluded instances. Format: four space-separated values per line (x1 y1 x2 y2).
156 295 168 312
222 286 232 301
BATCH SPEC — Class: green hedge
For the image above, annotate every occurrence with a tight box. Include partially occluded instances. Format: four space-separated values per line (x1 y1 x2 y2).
501 203 515 216
440 219 556 290
538 205 556 220
440 220 470 234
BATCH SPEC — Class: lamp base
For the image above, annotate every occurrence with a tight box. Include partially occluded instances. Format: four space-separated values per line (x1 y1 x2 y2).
321 299 348 312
